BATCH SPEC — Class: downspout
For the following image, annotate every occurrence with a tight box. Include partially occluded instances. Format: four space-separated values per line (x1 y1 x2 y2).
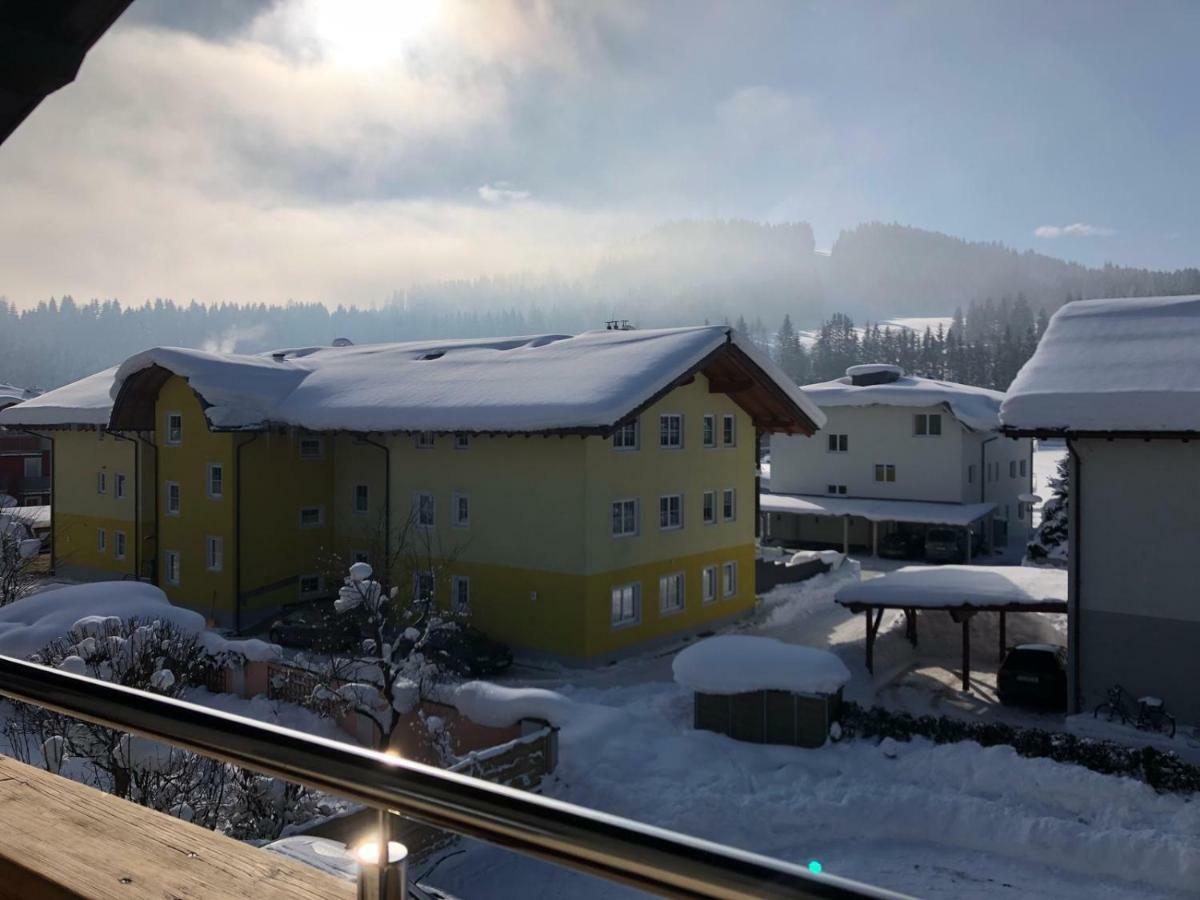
234 432 261 635
1067 438 1083 713
362 435 391 567
979 434 999 549
106 429 138 579
19 429 54 573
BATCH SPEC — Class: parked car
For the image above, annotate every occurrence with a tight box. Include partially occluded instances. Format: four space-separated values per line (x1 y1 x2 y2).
398 623 514 677
997 643 1068 709
923 528 981 563
878 529 925 560
268 601 362 652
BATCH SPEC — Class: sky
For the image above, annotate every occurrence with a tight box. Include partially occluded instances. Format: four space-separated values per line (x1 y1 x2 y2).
0 0 1196 309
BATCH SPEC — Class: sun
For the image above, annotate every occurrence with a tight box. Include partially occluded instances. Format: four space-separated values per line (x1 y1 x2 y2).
307 0 444 68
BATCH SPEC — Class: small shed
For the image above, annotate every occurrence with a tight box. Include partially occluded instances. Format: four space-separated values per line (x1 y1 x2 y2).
672 636 850 748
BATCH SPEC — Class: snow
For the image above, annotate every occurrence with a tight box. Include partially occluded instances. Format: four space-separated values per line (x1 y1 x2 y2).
0 366 117 426
883 316 955 334
671 635 850 695
845 363 904 378
0 382 38 409
761 492 995 527
802 370 1005 433
92 326 824 434
263 836 356 881
1001 294 1200 433
836 565 1067 610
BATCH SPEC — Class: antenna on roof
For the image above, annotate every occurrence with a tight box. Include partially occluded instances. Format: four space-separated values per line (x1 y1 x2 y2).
605 319 635 331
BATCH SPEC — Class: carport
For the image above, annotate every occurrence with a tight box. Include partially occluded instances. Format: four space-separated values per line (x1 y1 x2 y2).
835 565 1068 692
760 493 995 559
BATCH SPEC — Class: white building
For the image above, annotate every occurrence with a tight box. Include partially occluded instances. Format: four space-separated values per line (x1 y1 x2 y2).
765 364 1033 559
1001 294 1200 723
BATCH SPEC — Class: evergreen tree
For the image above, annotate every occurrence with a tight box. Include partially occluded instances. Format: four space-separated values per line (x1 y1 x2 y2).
1026 455 1069 566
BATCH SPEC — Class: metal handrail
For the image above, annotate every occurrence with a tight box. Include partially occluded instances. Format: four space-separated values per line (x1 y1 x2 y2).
0 654 907 899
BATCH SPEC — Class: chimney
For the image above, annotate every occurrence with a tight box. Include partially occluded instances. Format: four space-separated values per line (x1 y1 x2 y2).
847 364 903 386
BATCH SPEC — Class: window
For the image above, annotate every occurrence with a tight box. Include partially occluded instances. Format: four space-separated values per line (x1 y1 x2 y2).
413 570 435 603
611 582 640 627
352 550 369 564
702 490 716 525
827 433 849 453
452 575 470 614
827 484 847 495
659 494 683 530
22 456 41 478
1018 502 1026 521
165 481 181 515
115 473 127 499
1009 460 1017 478
299 506 323 528
166 412 183 445
354 484 369 514
722 488 736 521
702 414 716 448
299 575 322 596
96 528 106 553
453 493 470 528
722 414 736 447
659 414 683 448
207 464 223 499
1019 459 1028 477
206 536 223 572
611 499 639 537
299 436 323 459
702 565 717 603
914 413 942 436
165 550 181 586
454 433 471 450
415 431 435 449
613 421 639 450
659 572 685 614
97 471 107 494
874 464 896 483
968 464 975 484
415 492 435 527
722 561 737 598
115 531 126 560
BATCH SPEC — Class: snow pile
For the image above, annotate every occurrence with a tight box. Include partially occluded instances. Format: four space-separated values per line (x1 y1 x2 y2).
443 681 580 729
802 369 1005 432
672 635 850 696
0 381 38 409
1001 294 1200 432
836 565 1067 609
0 366 117 426
757 559 862 630
0 581 280 660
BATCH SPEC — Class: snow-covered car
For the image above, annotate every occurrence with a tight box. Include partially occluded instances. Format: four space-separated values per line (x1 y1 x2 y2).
997 643 1068 710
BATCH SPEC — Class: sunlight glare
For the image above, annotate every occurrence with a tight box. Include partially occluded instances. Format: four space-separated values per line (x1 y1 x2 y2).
309 0 444 67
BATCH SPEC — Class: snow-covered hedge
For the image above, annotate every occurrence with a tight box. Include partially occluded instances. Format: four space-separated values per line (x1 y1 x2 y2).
838 702 1200 795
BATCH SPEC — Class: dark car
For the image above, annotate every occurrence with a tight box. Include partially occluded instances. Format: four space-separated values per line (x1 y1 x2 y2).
399 623 514 677
878 530 925 560
268 601 362 652
924 527 982 563
997 643 1068 709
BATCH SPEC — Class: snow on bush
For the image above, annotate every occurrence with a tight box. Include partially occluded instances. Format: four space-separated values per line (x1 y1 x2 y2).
672 635 851 696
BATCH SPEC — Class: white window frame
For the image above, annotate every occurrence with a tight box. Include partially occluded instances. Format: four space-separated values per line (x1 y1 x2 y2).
414 492 435 528
451 575 471 614
702 490 716 525
659 413 683 449
827 484 847 495
659 494 683 531
299 574 323 597
722 561 737 598
299 436 324 460
827 433 849 453
206 535 224 572
702 414 716 448
353 483 370 515
453 492 470 528
299 505 324 528
23 456 42 478
611 498 639 538
207 463 223 500
658 572 686 615
610 582 641 628
97 471 107 495
914 413 942 437
874 464 896 483
722 414 736 447
165 481 181 516
722 488 736 522
96 528 106 554
165 411 183 446
165 550 181 586
702 565 717 604
114 531 126 560
415 431 435 450
613 420 639 451
115 472 127 500
413 570 436 603
454 433 471 450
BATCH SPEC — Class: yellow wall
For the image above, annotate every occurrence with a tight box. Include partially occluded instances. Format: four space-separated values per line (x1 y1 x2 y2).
52 429 139 580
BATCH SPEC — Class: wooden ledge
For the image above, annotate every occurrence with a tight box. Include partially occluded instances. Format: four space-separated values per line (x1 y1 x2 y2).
0 755 354 900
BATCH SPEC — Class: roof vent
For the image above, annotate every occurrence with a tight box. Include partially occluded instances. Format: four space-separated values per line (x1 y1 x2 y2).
271 351 288 362
847 363 903 386
604 319 635 331
332 337 354 347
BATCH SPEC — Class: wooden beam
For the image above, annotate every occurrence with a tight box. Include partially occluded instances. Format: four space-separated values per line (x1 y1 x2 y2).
706 378 755 394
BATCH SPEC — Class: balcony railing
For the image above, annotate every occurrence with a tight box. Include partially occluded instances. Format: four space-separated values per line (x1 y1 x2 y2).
0 653 906 899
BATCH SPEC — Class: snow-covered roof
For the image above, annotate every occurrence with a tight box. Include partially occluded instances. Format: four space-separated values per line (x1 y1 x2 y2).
835 565 1068 610
0 367 117 427
1001 294 1200 434
672 635 850 696
0 382 38 410
761 492 995 527
802 368 1005 432
104 326 824 434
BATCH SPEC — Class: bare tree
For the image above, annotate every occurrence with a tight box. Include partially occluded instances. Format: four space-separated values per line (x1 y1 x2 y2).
0 508 43 606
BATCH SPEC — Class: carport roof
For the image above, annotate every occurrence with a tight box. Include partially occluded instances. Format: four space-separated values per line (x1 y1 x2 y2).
760 493 995 527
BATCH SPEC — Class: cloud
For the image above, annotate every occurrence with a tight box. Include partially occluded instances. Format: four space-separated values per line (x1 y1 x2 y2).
1034 223 1116 238
478 182 531 204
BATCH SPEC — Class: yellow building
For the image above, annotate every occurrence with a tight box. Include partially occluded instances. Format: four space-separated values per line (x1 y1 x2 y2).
0 327 823 661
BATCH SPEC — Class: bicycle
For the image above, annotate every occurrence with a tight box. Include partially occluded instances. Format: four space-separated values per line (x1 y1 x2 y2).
1094 684 1176 738
1094 684 1136 726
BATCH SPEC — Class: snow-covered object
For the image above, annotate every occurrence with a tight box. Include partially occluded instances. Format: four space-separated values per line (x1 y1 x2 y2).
348 561 373 582
263 836 357 881
115 733 174 773
41 735 66 774
835 565 1067 609
802 370 1005 432
879 737 900 759
845 363 904 379
786 549 845 569
56 654 87 675
762 492 995 527
441 681 580 729
0 381 39 410
671 635 851 696
1002 294 1200 433
99 326 824 433
0 366 117 426
150 668 176 692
